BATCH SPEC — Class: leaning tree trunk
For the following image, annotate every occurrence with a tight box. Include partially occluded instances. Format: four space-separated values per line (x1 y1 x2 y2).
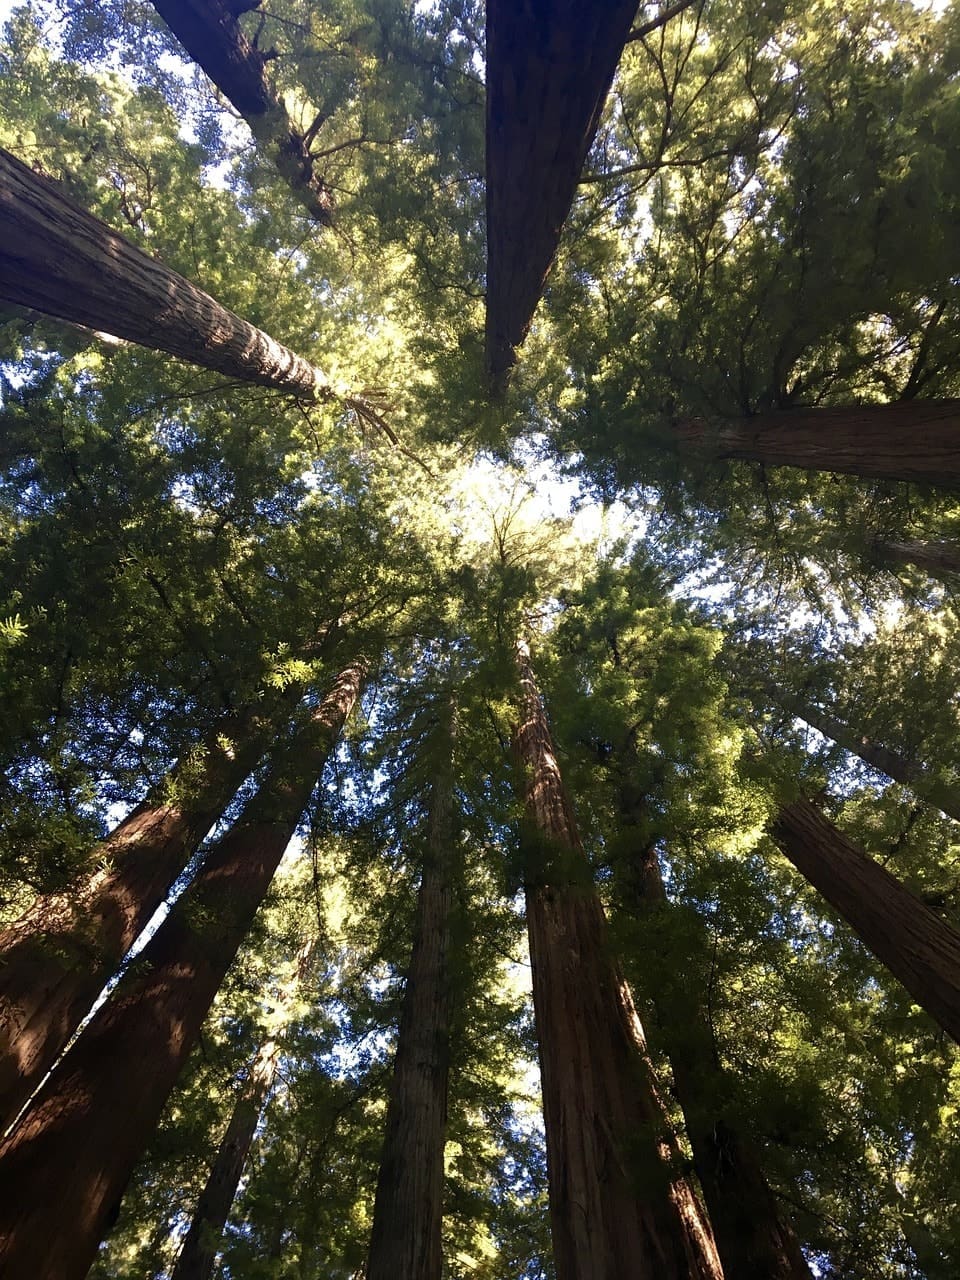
0 146 333 397
673 402 960 489
629 840 813 1280
0 660 365 1280
872 538 960 585
765 683 960 823
513 638 722 1280
0 699 278 1131
366 699 457 1280
171 935 317 1280
772 797 960 1043
150 0 333 224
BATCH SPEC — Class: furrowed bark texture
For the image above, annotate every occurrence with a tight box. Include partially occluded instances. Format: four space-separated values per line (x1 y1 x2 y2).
366 703 456 1280
171 936 317 1280
0 661 364 1280
768 685 960 823
485 0 636 388
0 146 331 395
673 402 960 488
150 0 333 224
0 706 272 1131
630 843 813 1280
873 538 960 584
772 798 960 1043
513 639 722 1280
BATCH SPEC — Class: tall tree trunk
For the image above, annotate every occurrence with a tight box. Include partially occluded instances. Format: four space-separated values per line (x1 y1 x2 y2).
513 638 722 1280
628 841 813 1280
0 146 332 397
872 538 960 584
0 702 275 1131
150 0 334 224
673 402 960 488
772 797 960 1043
765 685 960 822
0 659 365 1280
366 699 457 1280
171 935 317 1280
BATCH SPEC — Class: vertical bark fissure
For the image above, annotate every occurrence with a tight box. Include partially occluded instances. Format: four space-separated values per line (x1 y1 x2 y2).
366 698 457 1280
0 702 275 1131
872 538 960 585
0 660 366 1280
171 935 317 1280
0 147 332 396
772 797 960 1043
673 402 960 488
627 839 813 1280
513 638 722 1280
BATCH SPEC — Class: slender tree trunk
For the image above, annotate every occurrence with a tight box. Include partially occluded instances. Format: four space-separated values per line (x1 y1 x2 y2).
171 935 317 1280
150 1 333 224
0 146 333 396
766 685 960 822
772 797 960 1043
673 402 960 488
0 660 365 1280
629 842 813 1280
366 699 456 1280
872 538 960 584
0 703 274 1131
513 639 722 1280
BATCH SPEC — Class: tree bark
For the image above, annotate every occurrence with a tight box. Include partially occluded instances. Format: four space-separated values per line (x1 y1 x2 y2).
766 686 960 823
513 639 722 1280
485 0 637 389
673 402 960 488
872 538 960 585
0 703 273 1132
150 0 334 224
629 843 813 1280
171 936 317 1280
772 797 960 1043
0 146 333 397
366 699 456 1280
0 659 365 1280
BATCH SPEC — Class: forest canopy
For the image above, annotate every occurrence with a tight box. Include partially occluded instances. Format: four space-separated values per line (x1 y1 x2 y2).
1 1 960 1278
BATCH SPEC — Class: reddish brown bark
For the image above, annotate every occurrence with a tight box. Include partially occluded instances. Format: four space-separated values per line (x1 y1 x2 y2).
766 685 960 823
631 846 813 1280
673 402 960 488
0 146 332 396
0 707 271 1131
485 0 637 388
513 640 722 1280
873 538 960 584
772 798 960 1042
150 1 333 224
0 661 364 1280
366 701 456 1280
171 936 316 1280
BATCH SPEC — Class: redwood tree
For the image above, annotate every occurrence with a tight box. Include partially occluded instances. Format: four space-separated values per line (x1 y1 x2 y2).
0 659 365 1280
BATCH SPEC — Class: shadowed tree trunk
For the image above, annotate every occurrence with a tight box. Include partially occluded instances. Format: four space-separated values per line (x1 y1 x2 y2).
872 538 960 584
764 684 960 822
628 838 813 1280
0 701 278 1131
513 638 722 1280
0 659 365 1280
0 146 333 397
150 0 334 224
772 797 960 1043
171 935 317 1280
485 0 637 389
673 402 960 488
366 697 457 1280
